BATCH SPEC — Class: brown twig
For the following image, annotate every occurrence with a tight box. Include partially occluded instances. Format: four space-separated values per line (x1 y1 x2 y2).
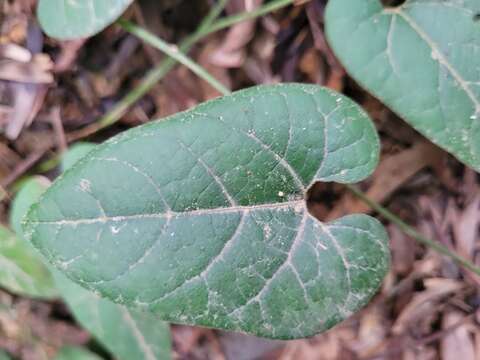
50 107 67 153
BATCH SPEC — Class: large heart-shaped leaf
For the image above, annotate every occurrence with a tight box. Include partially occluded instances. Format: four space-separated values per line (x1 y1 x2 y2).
325 0 480 172
38 0 134 40
24 84 389 339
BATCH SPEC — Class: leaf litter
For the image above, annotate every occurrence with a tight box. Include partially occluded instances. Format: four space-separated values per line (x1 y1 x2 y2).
1 0 480 358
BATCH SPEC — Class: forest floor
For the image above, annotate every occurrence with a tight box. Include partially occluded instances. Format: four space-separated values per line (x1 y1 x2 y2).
0 0 479 359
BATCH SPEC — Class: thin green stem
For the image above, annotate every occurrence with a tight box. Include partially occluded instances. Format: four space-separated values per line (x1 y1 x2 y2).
117 0 297 109
346 184 480 276
68 0 230 140
119 20 230 96
68 0 294 140
204 0 294 35
198 0 230 32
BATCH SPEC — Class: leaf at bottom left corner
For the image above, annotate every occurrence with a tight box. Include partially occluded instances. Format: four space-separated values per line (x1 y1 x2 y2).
54 271 172 360
54 346 102 360
0 225 57 298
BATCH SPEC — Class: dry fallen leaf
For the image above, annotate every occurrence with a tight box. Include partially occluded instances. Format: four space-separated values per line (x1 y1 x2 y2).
349 306 388 358
440 311 475 360
452 195 480 261
280 326 356 360
209 0 263 68
4 83 48 139
389 224 416 276
243 28 279 84
0 50 53 84
328 141 442 220
393 278 463 335
198 40 232 99
53 39 86 73
0 44 52 139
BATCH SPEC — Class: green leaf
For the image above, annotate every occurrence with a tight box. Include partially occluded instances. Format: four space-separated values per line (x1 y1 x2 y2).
55 346 102 360
61 143 97 174
38 0 134 40
24 83 390 339
54 271 172 360
0 225 57 298
10 176 52 237
0 350 11 360
2 176 58 299
325 0 480 172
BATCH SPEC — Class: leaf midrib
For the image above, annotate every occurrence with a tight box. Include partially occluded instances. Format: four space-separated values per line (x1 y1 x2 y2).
27 199 306 226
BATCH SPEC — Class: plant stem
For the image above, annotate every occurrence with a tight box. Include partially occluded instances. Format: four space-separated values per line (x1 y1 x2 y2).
346 184 480 276
198 0 231 32
118 0 296 100
67 0 231 141
119 20 230 96
204 0 294 35
67 0 294 140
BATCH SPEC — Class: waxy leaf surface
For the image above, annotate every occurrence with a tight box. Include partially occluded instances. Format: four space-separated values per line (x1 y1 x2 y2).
25 84 389 339
38 0 133 39
325 0 480 171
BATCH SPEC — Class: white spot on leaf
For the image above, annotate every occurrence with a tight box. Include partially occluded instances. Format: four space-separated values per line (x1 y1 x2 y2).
79 179 91 192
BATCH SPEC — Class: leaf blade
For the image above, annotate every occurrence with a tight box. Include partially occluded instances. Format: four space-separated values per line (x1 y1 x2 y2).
61 142 97 173
38 0 134 40
25 83 389 339
0 225 57 298
325 0 480 171
0 177 58 299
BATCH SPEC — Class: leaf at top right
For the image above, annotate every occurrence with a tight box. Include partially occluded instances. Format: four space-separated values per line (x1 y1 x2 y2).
325 0 480 172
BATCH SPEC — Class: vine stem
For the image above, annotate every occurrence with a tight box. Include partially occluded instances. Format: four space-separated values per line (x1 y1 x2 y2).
67 0 294 141
202 0 295 35
118 20 231 96
112 15 480 277
346 184 480 276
